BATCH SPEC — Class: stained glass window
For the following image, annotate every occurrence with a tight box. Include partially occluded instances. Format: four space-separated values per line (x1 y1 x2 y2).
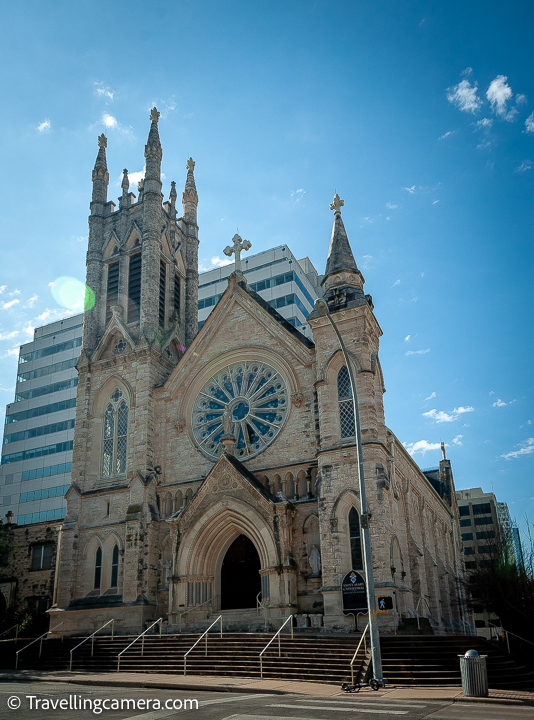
338 366 355 438
192 361 288 460
94 547 102 589
349 507 363 570
102 389 128 477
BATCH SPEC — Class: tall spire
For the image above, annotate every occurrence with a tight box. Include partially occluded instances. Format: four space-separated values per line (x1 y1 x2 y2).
323 194 359 280
169 180 177 219
144 107 162 187
91 134 109 205
182 157 198 223
120 168 130 208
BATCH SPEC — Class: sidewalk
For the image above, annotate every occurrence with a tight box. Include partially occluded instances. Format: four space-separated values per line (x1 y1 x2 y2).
1 670 533 706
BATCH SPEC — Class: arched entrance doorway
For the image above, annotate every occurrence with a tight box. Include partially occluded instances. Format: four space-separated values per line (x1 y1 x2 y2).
221 534 261 610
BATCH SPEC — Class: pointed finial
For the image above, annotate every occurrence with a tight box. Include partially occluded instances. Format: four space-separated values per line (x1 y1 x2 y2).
186 157 195 172
98 134 107 148
170 180 177 199
441 442 446 460
330 193 344 214
121 168 129 192
150 107 160 124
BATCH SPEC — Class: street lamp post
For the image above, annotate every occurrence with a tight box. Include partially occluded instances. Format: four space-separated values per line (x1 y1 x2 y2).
315 298 384 685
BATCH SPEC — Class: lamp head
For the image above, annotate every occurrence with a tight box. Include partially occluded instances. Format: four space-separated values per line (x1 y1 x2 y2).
314 298 328 315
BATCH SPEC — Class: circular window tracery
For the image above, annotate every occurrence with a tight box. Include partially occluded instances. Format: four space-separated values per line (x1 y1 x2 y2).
192 360 289 461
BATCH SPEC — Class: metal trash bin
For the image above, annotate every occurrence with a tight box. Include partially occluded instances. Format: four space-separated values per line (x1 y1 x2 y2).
459 649 488 697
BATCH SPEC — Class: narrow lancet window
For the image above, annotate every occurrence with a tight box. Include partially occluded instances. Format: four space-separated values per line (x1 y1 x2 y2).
111 544 119 587
349 507 363 570
106 261 119 323
338 366 355 438
94 547 102 589
159 260 166 327
102 389 128 477
127 253 142 323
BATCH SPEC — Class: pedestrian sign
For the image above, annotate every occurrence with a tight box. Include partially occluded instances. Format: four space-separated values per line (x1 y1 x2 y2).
377 595 393 612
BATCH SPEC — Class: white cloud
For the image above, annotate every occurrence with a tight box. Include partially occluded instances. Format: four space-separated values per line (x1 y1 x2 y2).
128 167 146 189
198 256 234 272
516 160 533 173
361 254 372 269
432 200 440 205
406 348 430 356
493 398 507 407
425 392 436 401
461 67 473 77
1 299 20 310
392 279 401 287
525 112 534 134
386 202 399 209
22 322 35 337
0 330 19 340
423 406 474 423
35 308 75 322
291 189 306 203
23 294 38 309
439 131 456 140
403 440 442 456
452 434 463 446
93 82 114 100
516 93 527 106
37 119 51 133
0 286 6 294
103 114 118 129
489 390 495 395
447 79 482 113
3 346 19 359
528 420 532 425
486 75 517 121
404 335 411 342
501 437 534 460
9 289 20 296
402 185 416 194
476 118 493 129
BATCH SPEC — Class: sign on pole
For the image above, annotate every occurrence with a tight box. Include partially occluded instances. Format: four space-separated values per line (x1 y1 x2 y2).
342 570 368 616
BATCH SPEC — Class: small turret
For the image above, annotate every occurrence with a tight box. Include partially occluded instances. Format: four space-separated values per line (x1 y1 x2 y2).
91 134 109 208
169 181 177 219
182 157 198 223
120 168 130 209
321 194 365 303
144 107 162 193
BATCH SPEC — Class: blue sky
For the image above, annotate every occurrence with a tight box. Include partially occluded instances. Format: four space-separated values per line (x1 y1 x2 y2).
0 1 533 535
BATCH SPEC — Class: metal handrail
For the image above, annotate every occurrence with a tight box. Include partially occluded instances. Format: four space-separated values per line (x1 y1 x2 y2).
117 618 162 672
415 596 434 630
259 614 293 679
176 595 220 631
69 619 114 671
256 592 268 630
488 622 534 653
0 623 19 643
350 623 369 684
15 622 64 669
183 615 222 675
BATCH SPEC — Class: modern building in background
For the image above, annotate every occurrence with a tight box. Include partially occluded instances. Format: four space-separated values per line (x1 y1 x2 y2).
0 314 83 526
198 245 321 340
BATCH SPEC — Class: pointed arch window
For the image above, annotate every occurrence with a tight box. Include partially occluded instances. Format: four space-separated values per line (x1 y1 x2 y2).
94 547 102 589
349 507 363 570
338 366 355 438
102 389 128 477
110 544 119 588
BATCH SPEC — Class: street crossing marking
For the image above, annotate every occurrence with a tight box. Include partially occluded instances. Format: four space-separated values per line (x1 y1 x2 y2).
298 699 427 709
269 703 408 715
201 694 274 706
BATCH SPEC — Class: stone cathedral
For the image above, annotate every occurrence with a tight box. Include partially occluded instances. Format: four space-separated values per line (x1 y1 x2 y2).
51 109 465 636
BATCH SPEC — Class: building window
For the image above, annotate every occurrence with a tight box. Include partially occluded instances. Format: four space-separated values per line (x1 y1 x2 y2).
461 533 473 541
474 516 493 526
127 253 142 323
464 547 474 555
460 518 472 527
159 260 166 327
349 507 363 570
94 547 102 589
472 503 492 515
110 545 119 588
476 530 496 540
102 389 128 477
478 544 497 554
106 261 119 323
465 561 477 570
338 366 355 438
31 544 53 571
459 506 470 516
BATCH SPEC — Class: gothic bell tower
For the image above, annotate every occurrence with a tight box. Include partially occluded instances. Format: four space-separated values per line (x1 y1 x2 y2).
53 110 200 631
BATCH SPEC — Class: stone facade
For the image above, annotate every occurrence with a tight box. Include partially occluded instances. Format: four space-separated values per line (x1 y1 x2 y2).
51 109 466 636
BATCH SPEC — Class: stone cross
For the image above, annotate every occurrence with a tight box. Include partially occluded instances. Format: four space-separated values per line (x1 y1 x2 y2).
186 157 195 172
330 193 344 214
98 134 107 148
150 107 160 124
223 234 252 274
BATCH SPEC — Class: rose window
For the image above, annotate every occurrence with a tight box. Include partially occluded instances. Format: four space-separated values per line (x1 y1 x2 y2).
192 361 288 460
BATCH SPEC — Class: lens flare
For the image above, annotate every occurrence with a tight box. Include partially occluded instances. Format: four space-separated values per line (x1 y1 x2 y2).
51 277 95 312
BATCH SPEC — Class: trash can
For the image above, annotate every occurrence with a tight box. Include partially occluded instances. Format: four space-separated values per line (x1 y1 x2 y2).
458 649 488 697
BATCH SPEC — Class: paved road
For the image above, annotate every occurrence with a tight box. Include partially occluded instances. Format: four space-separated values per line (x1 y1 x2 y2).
0 683 532 720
